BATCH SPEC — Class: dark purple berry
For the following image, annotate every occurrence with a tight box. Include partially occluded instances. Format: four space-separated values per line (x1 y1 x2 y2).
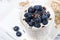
28 7 35 13
34 5 43 11
16 31 22 37
46 11 50 18
42 14 48 20
42 20 48 25
34 17 41 23
34 23 41 28
24 13 32 18
25 18 31 23
13 26 19 31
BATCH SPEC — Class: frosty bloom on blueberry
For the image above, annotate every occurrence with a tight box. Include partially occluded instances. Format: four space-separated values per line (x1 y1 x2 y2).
24 5 50 28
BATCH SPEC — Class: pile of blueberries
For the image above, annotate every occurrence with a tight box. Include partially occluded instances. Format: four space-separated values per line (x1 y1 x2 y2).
13 26 22 37
24 5 50 28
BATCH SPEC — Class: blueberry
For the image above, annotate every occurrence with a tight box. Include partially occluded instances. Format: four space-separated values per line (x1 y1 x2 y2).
42 14 48 20
24 13 32 18
34 23 41 28
28 13 32 18
42 19 48 25
25 17 31 23
28 19 35 26
34 17 41 23
13 26 19 31
46 11 50 18
35 11 42 16
24 13 28 17
34 5 43 11
29 22 34 26
29 22 33 26
16 31 22 37
28 7 35 13
41 18 43 23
